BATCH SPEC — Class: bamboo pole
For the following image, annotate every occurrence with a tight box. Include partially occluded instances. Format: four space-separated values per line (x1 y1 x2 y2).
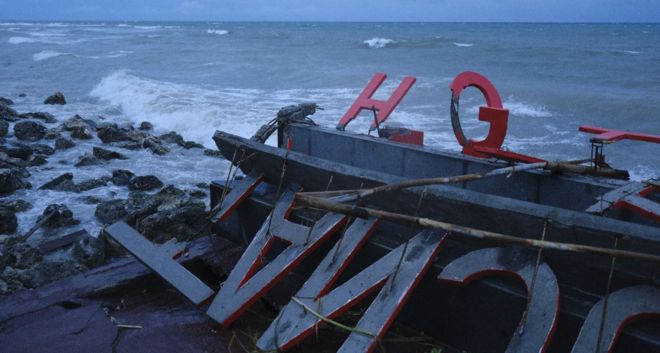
295 194 660 264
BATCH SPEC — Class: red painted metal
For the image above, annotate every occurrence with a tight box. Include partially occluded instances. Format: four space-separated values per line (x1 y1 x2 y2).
450 72 545 163
206 191 347 327
579 125 660 144
337 72 416 131
379 126 424 146
438 247 560 353
613 185 660 222
215 173 264 222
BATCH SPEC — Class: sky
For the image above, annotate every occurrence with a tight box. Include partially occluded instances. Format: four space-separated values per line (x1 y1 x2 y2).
1 0 659 22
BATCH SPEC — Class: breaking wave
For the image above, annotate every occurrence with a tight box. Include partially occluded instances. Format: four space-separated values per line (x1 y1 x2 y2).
8 36 36 44
207 29 229 35
363 37 394 48
453 42 473 47
33 50 70 61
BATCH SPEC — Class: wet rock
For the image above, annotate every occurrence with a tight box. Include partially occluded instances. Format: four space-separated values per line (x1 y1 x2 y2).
80 195 102 205
140 204 207 242
0 169 31 195
181 140 204 149
203 148 222 157
93 146 127 161
32 144 55 156
18 112 57 124
18 259 85 288
0 199 32 213
0 209 17 234
43 91 66 105
76 176 111 192
188 189 207 198
44 128 62 140
63 115 94 139
39 173 76 191
118 141 143 150
55 137 76 150
38 204 79 228
139 121 153 131
74 152 100 167
14 121 47 141
71 235 106 268
0 97 14 106
142 136 169 155
97 123 130 143
0 104 18 121
128 175 163 191
28 155 48 166
127 130 147 142
71 126 93 140
1 267 25 293
196 182 209 189
95 199 128 224
0 120 8 137
159 131 185 145
5 145 33 160
18 93 26 98
111 169 134 186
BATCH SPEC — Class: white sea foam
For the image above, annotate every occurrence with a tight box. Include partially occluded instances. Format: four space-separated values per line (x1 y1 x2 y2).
453 42 473 47
133 25 162 30
363 37 394 49
33 50 69 61
207 29 229 35
623 50 641 54
8 36 36 44
505 100 552 118
86 50 134 59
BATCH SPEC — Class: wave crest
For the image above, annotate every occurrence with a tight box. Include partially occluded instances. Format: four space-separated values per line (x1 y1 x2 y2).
207 29 229 35
363 37 394 49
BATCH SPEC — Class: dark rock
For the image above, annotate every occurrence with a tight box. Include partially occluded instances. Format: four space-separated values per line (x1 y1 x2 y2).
139 121 153 130
188 189 207 198
196 182 209 189
71 235 106 268
14 121 47 141
95 199 128 224
0 97 14 106
39 173 76 192
0 199 32 212
18 112 57 124
76 176 111 192
142 136 169 155
182 140 204 149
74 153 100 167
80 196 102 205
118 142 143 150
92 147 127 161
159 131 185 145
18 93 26 98
126 130 147 142
28 155 48 166
203 149 222 157
140 204 207 242
0 169 31 195
128 175 163 191
0 209 17 234
38 204 79 228
55 137 76 150
43 128 62 140
17 258 85 288
1 236 43 270
0 104 18 120
5 145 33 160
70 126 93 139
111 169 134 186
63 115 94 139
32 144 55 156
1 267 25 293
97 124 129 143
0 120 8 137
43 91 66 105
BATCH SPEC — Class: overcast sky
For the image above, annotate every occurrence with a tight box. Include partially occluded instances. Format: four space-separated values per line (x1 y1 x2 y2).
1 0 659 22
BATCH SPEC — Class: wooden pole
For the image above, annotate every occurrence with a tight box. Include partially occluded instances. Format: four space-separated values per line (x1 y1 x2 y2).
295 194 660 264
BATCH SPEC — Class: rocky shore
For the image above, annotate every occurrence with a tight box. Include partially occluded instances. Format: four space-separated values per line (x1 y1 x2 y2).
0 92 226 295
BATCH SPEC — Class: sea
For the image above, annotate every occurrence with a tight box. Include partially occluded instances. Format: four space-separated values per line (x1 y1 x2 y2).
1 21 659 235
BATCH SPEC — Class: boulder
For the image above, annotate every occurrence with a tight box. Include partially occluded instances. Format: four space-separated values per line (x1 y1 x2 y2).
63 115 94 139
142 136 169 155
0 169 31 195
76 176 111 192
71 127 93 140
74 153 100 167
17 259 85 288
140 204 207 243
14 121 47 141
92 147 127 161
43 128 62 140
0 104 18 121
71 235 106 268
203 149 222 157
111 169 134 186
0 120 8 137
32 144 55 156
54 137 76 150
0 209 17 234
39 173 77 192
18 112 57 124
128 175 163 191
95 199 128 224
0 199 32 213
97 124 129 143
43 91 66 105
0 97 14 106
38 204 79 228
5 145 33 160
159 131 185 145
139 121 153 131
28 155 48 166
